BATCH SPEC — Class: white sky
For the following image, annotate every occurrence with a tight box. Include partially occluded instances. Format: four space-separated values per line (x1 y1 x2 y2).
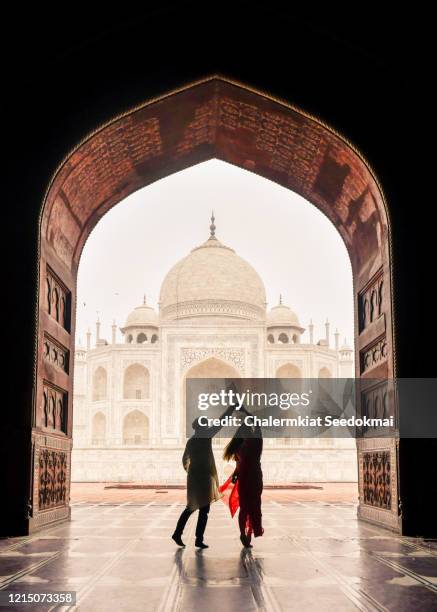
76 160 354 347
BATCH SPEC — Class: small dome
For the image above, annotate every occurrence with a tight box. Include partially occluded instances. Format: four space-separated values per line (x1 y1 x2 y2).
267 298 302 328
123 300 158 329
159 215 266 321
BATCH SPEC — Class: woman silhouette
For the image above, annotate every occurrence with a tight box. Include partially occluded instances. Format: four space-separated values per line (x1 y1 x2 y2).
220 407 264 548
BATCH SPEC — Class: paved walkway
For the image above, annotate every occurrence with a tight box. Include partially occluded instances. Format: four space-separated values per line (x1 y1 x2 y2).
1 499 436 611
70 482 358 504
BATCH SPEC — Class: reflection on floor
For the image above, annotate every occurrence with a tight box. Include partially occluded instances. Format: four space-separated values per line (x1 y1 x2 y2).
1 500 436 611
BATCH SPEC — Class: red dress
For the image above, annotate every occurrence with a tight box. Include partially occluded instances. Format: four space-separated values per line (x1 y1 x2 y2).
220 437 264 538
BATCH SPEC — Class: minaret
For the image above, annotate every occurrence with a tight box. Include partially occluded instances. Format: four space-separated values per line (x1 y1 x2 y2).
309 319 314 344
112 320 117 345
96 318 101 346
325 318 330 347
86 328 91 351
334 328 340 351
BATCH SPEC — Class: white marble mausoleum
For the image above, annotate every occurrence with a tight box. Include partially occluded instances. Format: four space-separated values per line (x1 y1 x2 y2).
72 216 356 483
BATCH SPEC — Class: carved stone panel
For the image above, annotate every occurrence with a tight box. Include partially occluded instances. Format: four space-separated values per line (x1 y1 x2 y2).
360 335 387 374
46 266 71 332
38 448 68 510
218 96 324 194
181 347 245 373
43 333 70 374
358 268 384 333
42 382 67 433
362 450 391 510
162 300 264 321
176 101 215 156
61 117 162 226
360 381 391 424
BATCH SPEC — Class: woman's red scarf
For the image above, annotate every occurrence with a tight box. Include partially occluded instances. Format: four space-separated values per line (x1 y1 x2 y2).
219 475 263 537
219 475 240 518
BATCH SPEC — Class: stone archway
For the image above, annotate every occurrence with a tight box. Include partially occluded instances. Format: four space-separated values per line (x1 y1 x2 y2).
318 366 332 378
30 76 398 534
184 357 240 380
276 363 301 379
123 364 150 399
182 357 240 439
122 410 149 446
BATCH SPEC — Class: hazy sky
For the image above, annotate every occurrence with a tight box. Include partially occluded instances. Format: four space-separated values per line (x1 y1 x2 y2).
76 160 353 347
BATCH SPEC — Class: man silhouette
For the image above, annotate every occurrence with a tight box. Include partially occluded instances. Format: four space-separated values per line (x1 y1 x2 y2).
172 386 236 549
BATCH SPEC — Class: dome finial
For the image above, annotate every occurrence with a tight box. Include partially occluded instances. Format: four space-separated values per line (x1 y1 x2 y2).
279 293 283 305
143 294 147 305
209 210 216 237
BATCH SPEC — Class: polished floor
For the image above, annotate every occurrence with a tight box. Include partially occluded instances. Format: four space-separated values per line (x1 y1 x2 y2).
0 499 436 611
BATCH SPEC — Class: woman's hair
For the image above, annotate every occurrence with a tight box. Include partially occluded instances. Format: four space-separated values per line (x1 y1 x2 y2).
223 436 244 462
223 423 251 462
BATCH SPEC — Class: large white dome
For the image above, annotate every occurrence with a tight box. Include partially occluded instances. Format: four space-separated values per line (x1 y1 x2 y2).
159 224 266 321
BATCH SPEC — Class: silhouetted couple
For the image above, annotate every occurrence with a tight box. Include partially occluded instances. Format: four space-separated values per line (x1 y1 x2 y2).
172 396 263 549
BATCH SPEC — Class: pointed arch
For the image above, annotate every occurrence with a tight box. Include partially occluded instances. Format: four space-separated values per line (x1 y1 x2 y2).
123 364 150 399
29 76 400 534
123 410 149 445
